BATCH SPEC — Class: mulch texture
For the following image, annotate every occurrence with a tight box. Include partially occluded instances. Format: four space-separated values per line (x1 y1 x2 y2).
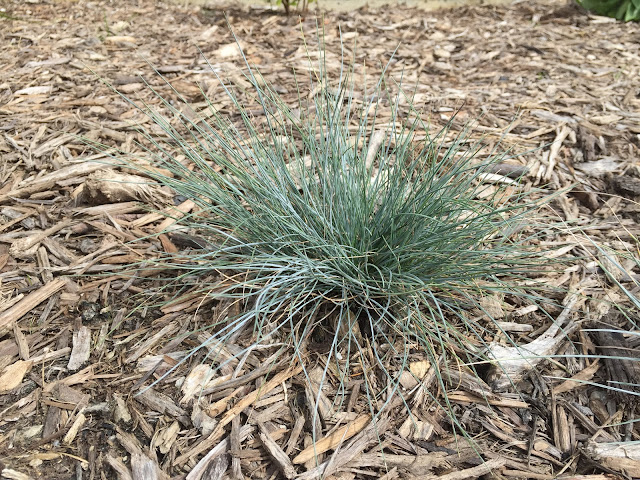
1 0 640 478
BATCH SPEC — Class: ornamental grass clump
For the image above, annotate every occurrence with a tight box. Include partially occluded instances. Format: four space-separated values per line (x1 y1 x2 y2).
113 39 553 421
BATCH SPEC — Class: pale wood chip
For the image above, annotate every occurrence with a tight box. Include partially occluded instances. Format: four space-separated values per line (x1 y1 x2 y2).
67 326 91 371
9 219 72 259
258 422 296 479
62 412 86 444
131 453 159 480
12 324 30 360
136 388 189 425
430 457 507 480
0 469 34 480
585 440 640 477
552 361 600 395
0 277 67 336
293 415 370 465
105 454 134 480
230 414 243 480
0 359 33 393
487 293 583 391
0 160 105 202
185 425 254 480
297 416 390 480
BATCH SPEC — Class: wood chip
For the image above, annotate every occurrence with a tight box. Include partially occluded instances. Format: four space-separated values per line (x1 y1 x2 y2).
0 278 67 336
67 326 91 371
293 415 370 465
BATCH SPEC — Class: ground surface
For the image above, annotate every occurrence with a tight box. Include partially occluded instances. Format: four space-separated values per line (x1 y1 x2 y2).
180 0 511 12
1 0 640 479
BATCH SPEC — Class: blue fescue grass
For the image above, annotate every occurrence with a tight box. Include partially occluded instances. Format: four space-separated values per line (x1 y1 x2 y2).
103 34 564 442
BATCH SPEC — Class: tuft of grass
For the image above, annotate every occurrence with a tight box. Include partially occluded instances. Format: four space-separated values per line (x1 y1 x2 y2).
106 35 560 439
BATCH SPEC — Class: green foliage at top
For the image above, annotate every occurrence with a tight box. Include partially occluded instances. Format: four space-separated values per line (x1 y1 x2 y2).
109 36 558 428
577 0 640 21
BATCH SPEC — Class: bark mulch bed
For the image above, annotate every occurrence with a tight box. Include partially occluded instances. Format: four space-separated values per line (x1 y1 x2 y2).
1 0 640 478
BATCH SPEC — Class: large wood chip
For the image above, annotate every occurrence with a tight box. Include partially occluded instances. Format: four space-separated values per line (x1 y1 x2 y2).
258 423 297 478
0 359 33 393
0 161 105 203
67 326 91 371
9 219 72 258
585 440 640 477
297 416 390 480
429 457 507 480
105 455 134 480
0 278 67 336
486 293 582 391
185 425 254 480
136 388 189 425
292 415 370 465
84 169 172 206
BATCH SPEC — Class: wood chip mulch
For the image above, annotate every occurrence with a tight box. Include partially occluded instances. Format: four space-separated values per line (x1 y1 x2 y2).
1 0 640 478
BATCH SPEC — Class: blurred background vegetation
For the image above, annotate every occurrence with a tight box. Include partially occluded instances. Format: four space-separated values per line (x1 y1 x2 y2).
577 0 640 20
